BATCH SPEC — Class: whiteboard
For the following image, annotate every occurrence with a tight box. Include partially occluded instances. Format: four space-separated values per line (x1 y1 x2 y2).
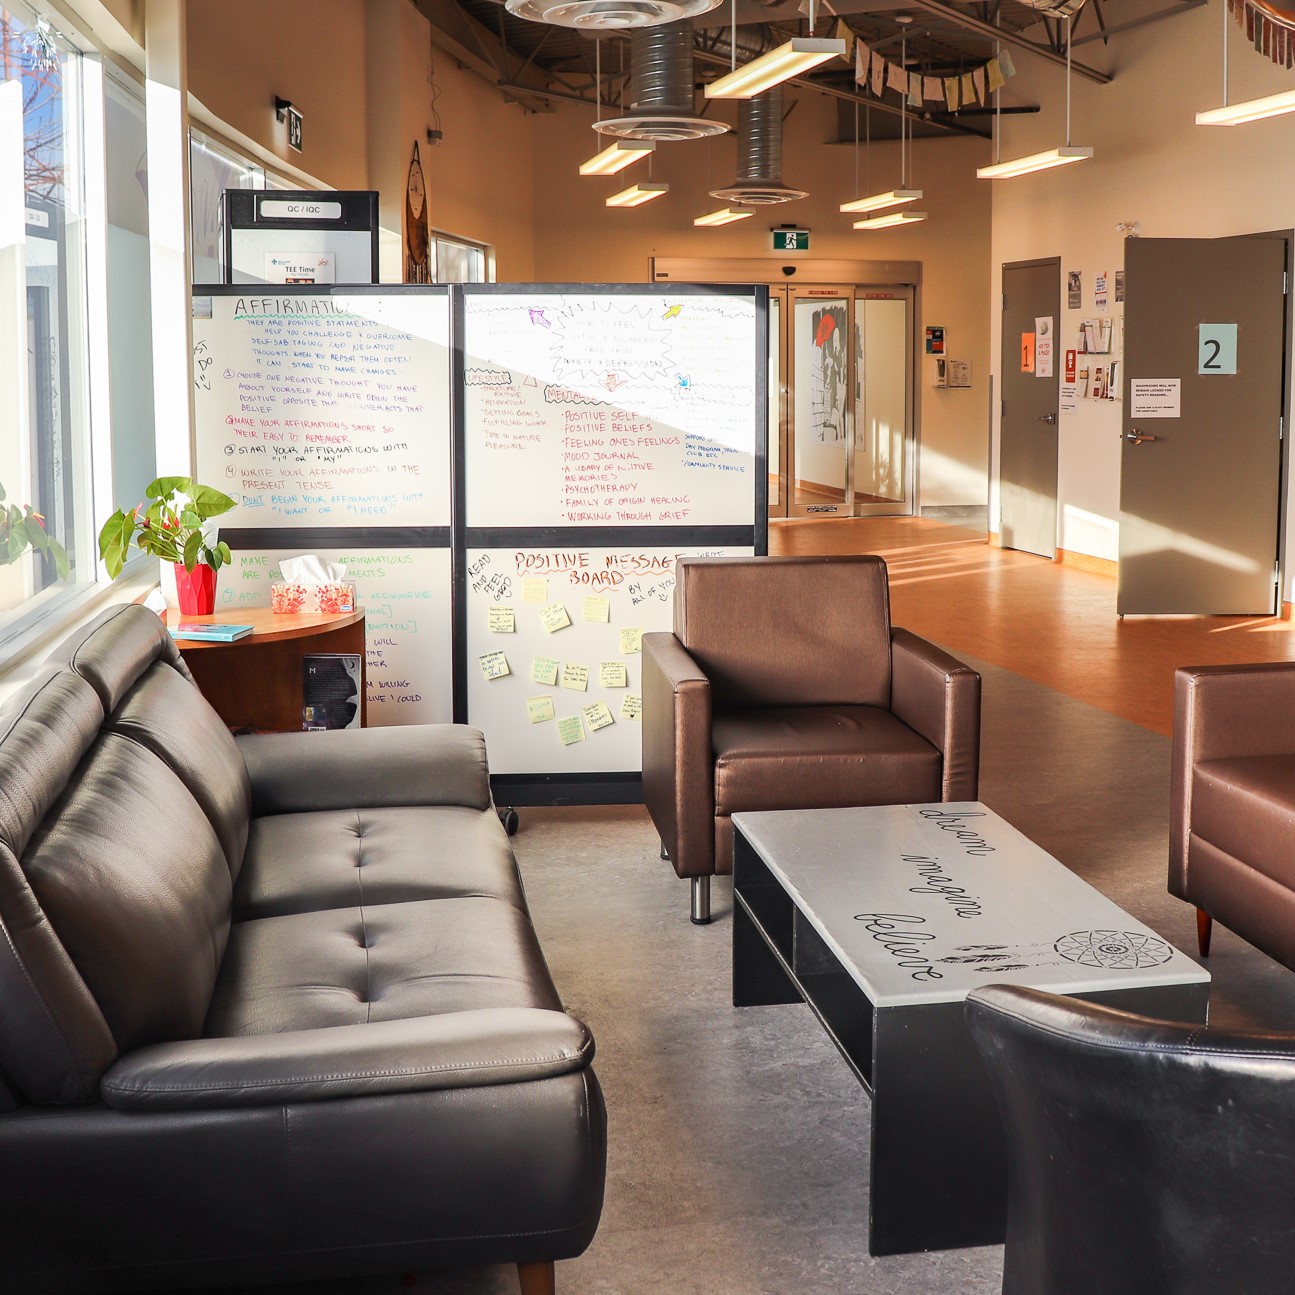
463 291 760 528
192 290 451 528
216 547 453 726
465 545 749 775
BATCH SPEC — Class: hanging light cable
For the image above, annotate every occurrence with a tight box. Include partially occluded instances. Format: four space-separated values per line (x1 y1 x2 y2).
853 30 925 228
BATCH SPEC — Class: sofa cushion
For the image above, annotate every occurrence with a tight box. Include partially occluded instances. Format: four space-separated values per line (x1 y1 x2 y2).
109 661 252 881
1192 754 1295 890
205 897 563 1037
234 806 525 920
23 732 231 1062
712 704 942 815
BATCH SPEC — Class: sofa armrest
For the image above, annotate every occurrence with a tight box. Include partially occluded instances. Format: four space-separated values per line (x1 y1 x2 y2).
100 1008 593 1111
237 724 491 815
642 633 714 878
1171 663 1295 895
890 628 981 801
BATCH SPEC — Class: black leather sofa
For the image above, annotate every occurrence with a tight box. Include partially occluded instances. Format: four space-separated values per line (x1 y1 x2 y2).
0 604 605 1292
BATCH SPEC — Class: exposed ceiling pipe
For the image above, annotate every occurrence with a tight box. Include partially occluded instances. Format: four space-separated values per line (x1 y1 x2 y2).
710 87 808 203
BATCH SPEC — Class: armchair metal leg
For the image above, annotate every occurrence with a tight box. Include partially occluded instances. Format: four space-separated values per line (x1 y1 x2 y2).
517 1260 555 1295
691 875 712 925
1197 907 1213 957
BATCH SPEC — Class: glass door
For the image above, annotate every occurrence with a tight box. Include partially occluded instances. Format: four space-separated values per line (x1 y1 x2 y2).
852 289 913 513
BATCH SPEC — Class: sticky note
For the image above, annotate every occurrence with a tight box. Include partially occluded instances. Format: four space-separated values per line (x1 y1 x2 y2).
540 601 572 633
561 663 590 691
479 651 510 680
527 696 555 724
619 627 644 653
583 701 615 732
530 656 560 686
582 595 611 623
557 715 584 746
488 606 515 633
621 692 643 721
521 577 548 604
600 661 628 688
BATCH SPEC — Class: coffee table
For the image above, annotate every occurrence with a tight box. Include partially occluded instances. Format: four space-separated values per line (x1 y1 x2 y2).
731 802 1210 1256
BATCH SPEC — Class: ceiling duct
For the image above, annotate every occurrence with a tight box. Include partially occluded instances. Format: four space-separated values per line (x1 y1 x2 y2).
505 0 721 33
594 22 729 139
709 88 806 204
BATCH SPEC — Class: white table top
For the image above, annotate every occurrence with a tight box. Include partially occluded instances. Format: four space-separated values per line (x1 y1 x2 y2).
733 802 1209 1008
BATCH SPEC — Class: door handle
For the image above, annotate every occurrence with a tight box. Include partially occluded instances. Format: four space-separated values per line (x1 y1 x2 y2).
1038 413 1057 425
1122 430 1159 446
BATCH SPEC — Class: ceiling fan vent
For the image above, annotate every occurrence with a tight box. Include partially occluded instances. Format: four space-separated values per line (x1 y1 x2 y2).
506 0 721 32
710 88 806 204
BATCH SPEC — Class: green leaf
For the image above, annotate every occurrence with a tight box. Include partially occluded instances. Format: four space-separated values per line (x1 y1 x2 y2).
147 476 192 502
186 483 236 519
98 511 136 578
181 530 203 571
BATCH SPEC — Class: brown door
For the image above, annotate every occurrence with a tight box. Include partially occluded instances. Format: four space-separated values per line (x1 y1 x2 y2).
1000 259 1061 558
1118 236 1287 614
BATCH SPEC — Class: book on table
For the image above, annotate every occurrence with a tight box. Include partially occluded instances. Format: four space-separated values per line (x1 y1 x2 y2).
169 622 255 642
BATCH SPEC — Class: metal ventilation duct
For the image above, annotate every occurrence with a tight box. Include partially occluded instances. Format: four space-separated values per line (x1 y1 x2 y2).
709 88 806 204
594 22 729 139
505 0 721 32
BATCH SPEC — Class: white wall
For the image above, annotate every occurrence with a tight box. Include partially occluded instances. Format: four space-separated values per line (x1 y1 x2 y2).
989 4 1295 583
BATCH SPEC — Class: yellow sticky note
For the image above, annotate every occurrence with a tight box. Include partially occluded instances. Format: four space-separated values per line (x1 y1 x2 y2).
621 692 643 721
540 601 572 633
527 696 555 724
530 656 560 686
488 606 515 633
557 715 584 746
600 661 628 688
521 577 548 604
583 700 615 732
582 594 611 623
619 627 644 653
561 663 590 691
479 651 510 680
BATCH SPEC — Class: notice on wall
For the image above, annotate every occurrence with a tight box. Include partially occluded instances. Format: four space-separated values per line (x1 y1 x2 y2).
462 292 760 528
216 546 453 725
1034 317 1054 379
1129 378 1181 418
192 291 451 528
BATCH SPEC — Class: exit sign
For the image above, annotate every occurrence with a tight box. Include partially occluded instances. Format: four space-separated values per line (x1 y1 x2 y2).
773 229 809 251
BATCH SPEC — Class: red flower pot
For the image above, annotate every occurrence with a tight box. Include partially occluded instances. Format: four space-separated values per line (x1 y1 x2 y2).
174 563 216 615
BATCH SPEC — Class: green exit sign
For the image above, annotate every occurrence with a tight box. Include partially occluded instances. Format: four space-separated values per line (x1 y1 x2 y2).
773 229 809 251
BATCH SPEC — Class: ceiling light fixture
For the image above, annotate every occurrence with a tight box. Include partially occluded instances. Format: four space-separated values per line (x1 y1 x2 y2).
606 181 670 206
853 209 927 230
580 140 656 175
504 0 721 32
1197 2 1295 125
841 188 923 215
704 37 845 100
694 206 753 226
977 15 1091 179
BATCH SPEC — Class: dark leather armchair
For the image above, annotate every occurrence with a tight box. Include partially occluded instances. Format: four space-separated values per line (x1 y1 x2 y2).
642 554 981 921
966 983 1295 1295
1171 661 1295 967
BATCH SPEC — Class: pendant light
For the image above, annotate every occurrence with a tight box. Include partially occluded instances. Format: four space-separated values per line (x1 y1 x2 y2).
1197 1 1295 124
704 0 843 100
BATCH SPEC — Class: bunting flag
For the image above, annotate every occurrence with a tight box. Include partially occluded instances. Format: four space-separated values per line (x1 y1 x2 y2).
923 75 944 100
845 33 1018 113
836 19 855 64
887 61 908 93
987 57 1006 93
944 77 960 111
871 50 886 97
972 66 986 104
960 71 975 103
1227 0 1295 67
855 39 869 86
908 71 923 106
998 48 1016 78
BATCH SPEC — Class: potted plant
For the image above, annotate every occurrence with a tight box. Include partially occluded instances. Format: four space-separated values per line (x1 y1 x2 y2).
98 476 236 614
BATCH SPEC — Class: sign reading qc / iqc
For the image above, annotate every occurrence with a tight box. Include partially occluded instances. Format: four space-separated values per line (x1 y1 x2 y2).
1198 323 1238 375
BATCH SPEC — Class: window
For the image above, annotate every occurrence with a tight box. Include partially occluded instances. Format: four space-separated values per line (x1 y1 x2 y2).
433 231 492 283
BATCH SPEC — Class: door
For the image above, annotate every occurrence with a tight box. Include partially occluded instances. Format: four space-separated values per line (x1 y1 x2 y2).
1000 259 1061 558
1118 237 1287 614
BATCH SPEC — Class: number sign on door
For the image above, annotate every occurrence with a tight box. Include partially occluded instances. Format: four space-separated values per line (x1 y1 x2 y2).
1198 323 1238 375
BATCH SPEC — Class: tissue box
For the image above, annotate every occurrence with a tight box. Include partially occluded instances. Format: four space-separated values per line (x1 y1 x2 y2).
271 581 356 615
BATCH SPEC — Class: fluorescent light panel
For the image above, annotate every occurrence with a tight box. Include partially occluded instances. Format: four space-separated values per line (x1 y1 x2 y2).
606 181 669 207
976 145 1093 180
839 188 922 215
579 139 655 175
704 38 846 100
853 210 927 230
1196 88 1295 125
693 207 754 226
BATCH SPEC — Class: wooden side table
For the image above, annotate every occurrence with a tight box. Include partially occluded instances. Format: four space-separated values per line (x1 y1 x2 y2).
166 609 366 732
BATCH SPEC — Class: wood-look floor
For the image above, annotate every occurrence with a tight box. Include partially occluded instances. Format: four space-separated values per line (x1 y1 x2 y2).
770 515 1295 737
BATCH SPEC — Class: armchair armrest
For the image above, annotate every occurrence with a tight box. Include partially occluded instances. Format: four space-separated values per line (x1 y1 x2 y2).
642 633 714 878
1171 663 1295 893
237 724 491 815
890 628 981 801
100 1008 593 1111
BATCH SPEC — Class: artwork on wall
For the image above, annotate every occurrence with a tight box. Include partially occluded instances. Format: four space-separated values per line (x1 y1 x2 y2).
404 141 431 284
812 304 847 443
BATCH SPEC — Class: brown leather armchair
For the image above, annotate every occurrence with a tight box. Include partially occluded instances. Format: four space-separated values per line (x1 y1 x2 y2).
642 554 981 922
1171 661 1295 968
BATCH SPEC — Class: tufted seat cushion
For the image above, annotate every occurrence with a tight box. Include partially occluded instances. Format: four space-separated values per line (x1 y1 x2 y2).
234 806 526 920
206 898 564 1038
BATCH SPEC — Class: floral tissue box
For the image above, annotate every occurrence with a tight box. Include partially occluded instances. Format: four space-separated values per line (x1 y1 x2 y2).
270 581 356 615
